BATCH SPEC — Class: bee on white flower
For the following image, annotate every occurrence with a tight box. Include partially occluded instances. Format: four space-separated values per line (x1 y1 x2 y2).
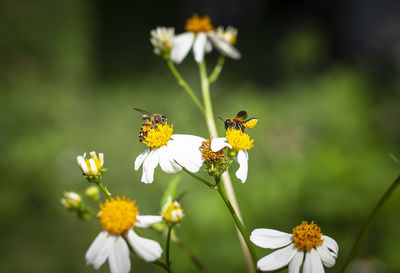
171 14 241 64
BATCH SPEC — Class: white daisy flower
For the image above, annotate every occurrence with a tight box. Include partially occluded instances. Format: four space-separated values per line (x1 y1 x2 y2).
86 196 163 273
215 26 238 45
210 129 254 183
150 27 174 57
250 221 339 273
134 122 204 184
170 14 241 64
161 196 184 224
77 151 104 176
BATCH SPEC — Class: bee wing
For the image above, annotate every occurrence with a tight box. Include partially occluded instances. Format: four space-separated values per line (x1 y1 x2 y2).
134 108 153 120
236 111 248 120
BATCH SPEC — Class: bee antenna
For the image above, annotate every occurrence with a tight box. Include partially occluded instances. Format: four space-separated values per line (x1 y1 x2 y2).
218 116 225 122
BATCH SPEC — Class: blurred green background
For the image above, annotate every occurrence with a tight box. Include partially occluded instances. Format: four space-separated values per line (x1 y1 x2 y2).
1 0 400 273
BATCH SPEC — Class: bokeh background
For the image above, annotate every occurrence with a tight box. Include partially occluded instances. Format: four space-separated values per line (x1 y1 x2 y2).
1 0 400 272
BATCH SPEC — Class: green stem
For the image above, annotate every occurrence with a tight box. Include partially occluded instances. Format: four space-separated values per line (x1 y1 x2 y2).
182 167 217 189
208 55 225 84
199 60 218 138
153 259 174 273
215 177 258 268
166 60 205 116
339 174 400 273
97 181 112 200
166 225 173 268
175 239 210 273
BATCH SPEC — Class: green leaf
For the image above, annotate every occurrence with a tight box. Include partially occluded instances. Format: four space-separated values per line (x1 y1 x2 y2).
161 175 181 207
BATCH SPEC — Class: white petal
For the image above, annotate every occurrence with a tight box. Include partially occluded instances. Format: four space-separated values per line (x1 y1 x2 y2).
303 249 325 273
168 134 205 173
99 153 104 167
236 150 249 183
193 32 207 63
210 137 230 151
86 231 108 268
141 150 160 184
158 146 181 174
90 151 98 159
89 158 98 173
127 229 163 262
205 40 213 52
108 236 130 273
257 244 296 271
135 215 163 227
288 250 304 273
77 155 89 174
316 244 336 268
321 235 339 258
134 149 150 171
86 231 114 270
208 32 241 59
250 228 293 249
170 32 195 63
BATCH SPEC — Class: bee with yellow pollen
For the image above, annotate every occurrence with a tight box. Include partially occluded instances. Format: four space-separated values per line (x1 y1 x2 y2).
170 14 241 63
85 196 164 273
209 127 254 183
134 112 205 184
250 221 339 273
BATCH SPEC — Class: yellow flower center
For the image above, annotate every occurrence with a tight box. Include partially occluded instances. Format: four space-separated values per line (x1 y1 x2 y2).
143 123 173 148
85 158 102 175
98 196 138 235
292 221 324 251
200 139 228 161
226 129 254 151
185 14 214 32
163 201 184 223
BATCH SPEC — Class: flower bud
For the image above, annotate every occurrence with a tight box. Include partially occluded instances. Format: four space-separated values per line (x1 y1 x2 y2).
162 197 184 224
77 151 104 180
85 185 100 201
61 191 82 209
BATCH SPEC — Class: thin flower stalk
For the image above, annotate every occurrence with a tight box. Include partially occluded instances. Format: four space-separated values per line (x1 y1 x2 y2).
166 225 173 269
166 60 205 116
339 173 400 273
208 55 225 84
199 59 255 273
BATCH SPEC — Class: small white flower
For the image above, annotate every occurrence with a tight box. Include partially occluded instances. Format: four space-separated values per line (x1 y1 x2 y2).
170 14 241 64
150 27 174 56
134 122 204 184
210 129 254 183
60 191 82 209
216 26 238 45
77 151 104 176
161 196 184 224
86 197 163 273
250 221 339 273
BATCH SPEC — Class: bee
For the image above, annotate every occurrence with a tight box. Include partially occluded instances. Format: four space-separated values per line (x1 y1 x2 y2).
224 111 258 132
134 108 167 142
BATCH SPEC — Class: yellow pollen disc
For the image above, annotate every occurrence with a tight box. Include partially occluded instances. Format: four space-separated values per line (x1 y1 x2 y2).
143 123 173 148
85 158 102 175
200 139 227 161
185 14 214 32
225 129 254 151
292 221 324 251
98 196 138 235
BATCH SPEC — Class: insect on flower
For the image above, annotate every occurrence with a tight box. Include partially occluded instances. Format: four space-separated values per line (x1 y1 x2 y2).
134 108 168 143
224 111 258 132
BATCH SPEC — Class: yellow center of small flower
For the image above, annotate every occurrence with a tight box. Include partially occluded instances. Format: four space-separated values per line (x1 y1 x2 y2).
200 139 228 161
85 158 102 175
185 14 214 32
98 196 138 235
143 123 173 148
163 202 183 223
225 129 254 151
292 221 324 251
